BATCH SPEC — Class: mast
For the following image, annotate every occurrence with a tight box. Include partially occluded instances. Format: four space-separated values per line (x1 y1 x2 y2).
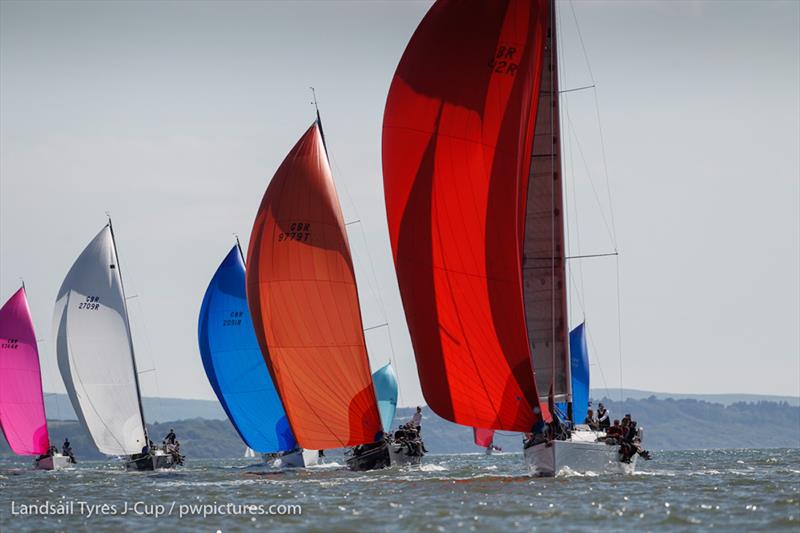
550 0 573 422
235 234 245 263
522 0 572 419
107 216 149 445
310 87 330 161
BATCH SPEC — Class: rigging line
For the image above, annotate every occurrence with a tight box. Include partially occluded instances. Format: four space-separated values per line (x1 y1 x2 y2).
522 251 617 262
567 0 623 406
564 110 615 245
568 0 617 249
326 151 405 407
584 323 612 402
592 87 618 248
568 0 596 84
615 254 624 403
557 0 575 328
124 277 166 424
559 84 595 94
363 322 389 333
570 0 623 396
567 95 587 312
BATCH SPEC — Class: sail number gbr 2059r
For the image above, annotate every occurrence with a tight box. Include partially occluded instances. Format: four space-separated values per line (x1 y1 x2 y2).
78 296 100 310
278 222 311 242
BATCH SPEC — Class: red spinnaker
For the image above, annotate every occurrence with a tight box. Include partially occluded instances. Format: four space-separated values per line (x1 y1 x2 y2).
473 428 495 448
247 123 383 450
383 0 548 430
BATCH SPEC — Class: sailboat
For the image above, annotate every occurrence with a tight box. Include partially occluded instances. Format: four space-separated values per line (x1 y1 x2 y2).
382 0 640 476
55 221 176 471
373 362 424 465
473 428 499 455
246 115 388 472
198 241 317 468
0 286 70 470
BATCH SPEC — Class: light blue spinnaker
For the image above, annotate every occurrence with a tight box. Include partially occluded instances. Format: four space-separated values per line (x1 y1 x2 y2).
569 322 590 424
371 363 398 432
198 244 296 452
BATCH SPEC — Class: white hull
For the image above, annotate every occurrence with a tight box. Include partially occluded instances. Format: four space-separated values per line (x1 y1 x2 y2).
125 450 176 471
388 442 423 466
34 453 71 470
267 449 320 468
524 439 637 477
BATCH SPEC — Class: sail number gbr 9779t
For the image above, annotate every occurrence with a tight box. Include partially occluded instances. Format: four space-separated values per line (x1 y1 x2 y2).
277 222 311 243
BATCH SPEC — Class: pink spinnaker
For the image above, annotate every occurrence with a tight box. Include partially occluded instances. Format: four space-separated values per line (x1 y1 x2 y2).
0 287 50 455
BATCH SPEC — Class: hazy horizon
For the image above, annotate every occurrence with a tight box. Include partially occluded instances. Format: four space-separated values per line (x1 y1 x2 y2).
1 0 798 406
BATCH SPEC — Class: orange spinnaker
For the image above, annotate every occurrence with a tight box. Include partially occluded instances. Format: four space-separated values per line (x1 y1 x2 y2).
247 123 383 449
383 0 548 431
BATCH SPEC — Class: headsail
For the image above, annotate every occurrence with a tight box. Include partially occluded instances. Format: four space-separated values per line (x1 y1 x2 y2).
371 363 398 433
382 0 549 430
0 287 49 455
54 225 147 456
246 123 383 450
568 323 589 423
522 0 570 402
473 428 495 449
198 244 296 452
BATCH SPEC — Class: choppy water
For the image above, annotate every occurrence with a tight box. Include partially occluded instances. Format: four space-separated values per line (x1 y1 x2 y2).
1 448 798 532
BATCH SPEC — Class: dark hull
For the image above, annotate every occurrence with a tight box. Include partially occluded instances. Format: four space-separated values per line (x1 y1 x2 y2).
125 451 177 471
346 442 391 472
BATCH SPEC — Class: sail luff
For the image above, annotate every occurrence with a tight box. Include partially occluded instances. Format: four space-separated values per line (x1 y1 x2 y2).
107 219 149 442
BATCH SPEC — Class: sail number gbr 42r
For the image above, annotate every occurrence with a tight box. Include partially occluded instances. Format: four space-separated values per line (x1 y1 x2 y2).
277 222 311 243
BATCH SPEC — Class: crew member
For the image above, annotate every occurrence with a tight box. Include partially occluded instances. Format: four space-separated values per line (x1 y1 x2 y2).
596 403 610 430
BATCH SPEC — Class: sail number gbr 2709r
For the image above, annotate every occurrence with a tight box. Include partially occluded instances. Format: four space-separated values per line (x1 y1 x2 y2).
78 296 100 310
278 222 311 242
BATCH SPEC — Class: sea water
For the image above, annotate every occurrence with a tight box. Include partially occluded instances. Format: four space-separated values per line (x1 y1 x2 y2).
1 448 797 532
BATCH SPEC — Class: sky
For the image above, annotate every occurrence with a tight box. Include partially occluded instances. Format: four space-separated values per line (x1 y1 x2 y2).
1 0 798 406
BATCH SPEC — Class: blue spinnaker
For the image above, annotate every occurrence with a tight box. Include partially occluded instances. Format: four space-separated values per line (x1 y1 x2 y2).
198 245 296 452
371 363 398 432
569 322 590 424
555 323 590 423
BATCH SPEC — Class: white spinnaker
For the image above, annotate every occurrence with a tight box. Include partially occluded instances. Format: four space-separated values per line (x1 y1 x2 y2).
54 226 146 456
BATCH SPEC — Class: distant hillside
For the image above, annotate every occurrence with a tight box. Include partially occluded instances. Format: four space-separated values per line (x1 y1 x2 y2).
42 394 227 422
590 388 800 407
0 418 245 461
41 390 800 423
3 397 797 460
400 398 800 453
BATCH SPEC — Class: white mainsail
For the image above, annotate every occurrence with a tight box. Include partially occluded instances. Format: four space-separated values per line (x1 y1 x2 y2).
55 225 147 456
